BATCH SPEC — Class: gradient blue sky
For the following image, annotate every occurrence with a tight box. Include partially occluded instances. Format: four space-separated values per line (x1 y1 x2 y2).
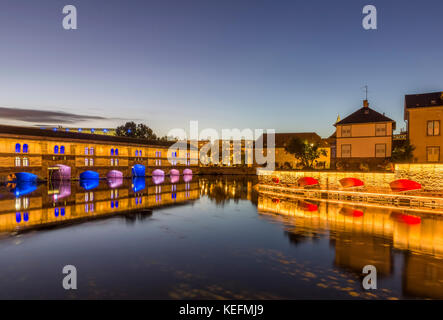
0 0 442 137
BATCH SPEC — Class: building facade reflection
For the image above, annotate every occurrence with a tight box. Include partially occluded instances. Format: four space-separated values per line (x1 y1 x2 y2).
0 176 199 233
257 195 443 299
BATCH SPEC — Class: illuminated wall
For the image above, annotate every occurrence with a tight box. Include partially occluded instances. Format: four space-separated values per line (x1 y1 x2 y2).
258 163 443 191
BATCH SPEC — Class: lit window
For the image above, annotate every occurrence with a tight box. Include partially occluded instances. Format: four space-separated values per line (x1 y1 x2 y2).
341 144 351 158
23 144 28 153
111 148 114 156
139 150 142 156
110 159 114 166
135 150 138 157
116 159 119 166
90 158 94 166
23 198 29 209
54 145 59 154
115 149 119 156
15 143 21 153
341 126 351 137
90 147 94 155
85 147 89 155
60 146 65 154
375 124 387 136
15 157 21 167
427 146 440 162
427 121 440 136
23 158 29 167
375 144 386 158
85 158 89 166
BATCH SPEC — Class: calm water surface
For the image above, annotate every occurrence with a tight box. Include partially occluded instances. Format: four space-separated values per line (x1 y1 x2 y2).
0 175 442 299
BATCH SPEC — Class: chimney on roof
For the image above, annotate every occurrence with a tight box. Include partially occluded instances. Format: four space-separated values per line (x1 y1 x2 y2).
363 99 369 108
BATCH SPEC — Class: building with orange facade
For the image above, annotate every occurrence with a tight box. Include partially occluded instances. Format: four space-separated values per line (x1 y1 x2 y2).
334 100 396 171
405 92 443 163
0 125 198 181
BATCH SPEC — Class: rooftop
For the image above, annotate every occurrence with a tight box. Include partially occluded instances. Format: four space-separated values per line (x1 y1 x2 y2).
0 124 175 147
405 91 443 109
335 103 395 127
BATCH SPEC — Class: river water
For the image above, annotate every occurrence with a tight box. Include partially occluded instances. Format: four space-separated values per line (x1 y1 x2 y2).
0 175 442 299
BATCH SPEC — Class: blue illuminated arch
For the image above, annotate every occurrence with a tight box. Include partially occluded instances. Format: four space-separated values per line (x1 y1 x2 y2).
23 144 28 153
54 145 59 154
15 143 21 153
60 146 65 154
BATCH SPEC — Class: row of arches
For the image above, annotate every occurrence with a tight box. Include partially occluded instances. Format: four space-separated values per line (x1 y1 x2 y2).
15 143 29 153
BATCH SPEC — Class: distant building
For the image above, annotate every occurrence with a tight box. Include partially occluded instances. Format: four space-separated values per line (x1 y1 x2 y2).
257 132 331 169
405 92 443 163
334 99 396 170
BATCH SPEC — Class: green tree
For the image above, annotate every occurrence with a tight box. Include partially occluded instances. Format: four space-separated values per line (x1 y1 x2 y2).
136 123 157 140
116 122 159 140
392 139 415 163
284 137 327 169
116 121 137 138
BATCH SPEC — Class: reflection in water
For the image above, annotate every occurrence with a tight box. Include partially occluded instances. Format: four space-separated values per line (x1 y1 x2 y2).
0 176 199 234
199 176 258 205
0 175 442 299
258 195 443 299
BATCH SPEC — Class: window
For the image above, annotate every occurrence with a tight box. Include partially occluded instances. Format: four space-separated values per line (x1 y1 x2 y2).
23 144 28 153
90 158 94 166
54 145 59 154
111 148 114 156
115 149 119 156
375 144 387 158
341 144 351 158
15 143 21 153
116 159 119 166
60 146 65 154
85 158 89 166
110 159 114 166
427 120 440 136
23 158 29 167
135 150 139 157
139 150 142 156
427 147 440 162
375 124 387 136
341 126 351 137
15 157 21 167
85 147 89 155
90 147 94 155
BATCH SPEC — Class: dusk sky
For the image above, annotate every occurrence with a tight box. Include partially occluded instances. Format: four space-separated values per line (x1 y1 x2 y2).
0 0 442 138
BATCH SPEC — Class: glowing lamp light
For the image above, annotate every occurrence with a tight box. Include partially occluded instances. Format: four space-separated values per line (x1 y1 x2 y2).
339 177 364 188
340 207 364 217
298 177 319 187
390 212 421 225
299 201 318 212
390 179 421 192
